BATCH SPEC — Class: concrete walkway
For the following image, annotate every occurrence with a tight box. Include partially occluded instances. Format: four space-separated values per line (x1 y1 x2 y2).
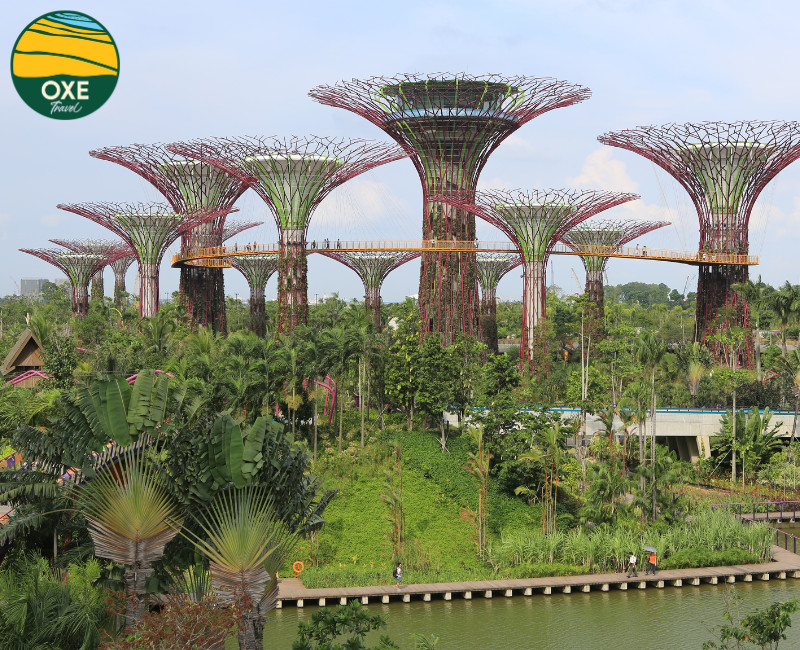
275 546 800 609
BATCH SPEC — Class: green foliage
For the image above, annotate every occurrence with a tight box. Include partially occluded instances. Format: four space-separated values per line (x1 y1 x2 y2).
704 592 799 650
0 555 111 650
293 600 398 650
660 547 758 570
42 331 78 390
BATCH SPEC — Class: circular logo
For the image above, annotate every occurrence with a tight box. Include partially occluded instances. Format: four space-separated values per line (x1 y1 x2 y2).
11 11 119 120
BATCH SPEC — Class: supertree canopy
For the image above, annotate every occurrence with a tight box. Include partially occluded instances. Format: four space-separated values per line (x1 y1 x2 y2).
598 121 800 363
169 136 406 334
476 252 522 353
229 254 278 337
221 219 262 244
561 218 669 345
89 143 249 333
320 251 420 331
108 250 136 308
442 188 639 369
20 249 104 318
49 238 131 302
57 201 225 318
310 73 591 344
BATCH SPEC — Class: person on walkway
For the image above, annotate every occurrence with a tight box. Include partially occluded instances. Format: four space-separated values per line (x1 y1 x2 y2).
645 551 657 575
394 562 402 589
626 552 638 577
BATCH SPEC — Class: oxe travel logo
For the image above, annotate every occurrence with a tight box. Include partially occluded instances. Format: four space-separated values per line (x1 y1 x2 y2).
11 10 119 120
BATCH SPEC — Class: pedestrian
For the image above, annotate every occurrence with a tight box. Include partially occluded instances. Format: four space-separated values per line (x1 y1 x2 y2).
642 246 648 257
645 551 657 575
336 238 342 249
394 562 402 589
626 551 638 577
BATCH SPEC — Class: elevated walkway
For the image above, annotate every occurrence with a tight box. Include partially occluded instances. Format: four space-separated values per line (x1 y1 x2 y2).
171 240 758 269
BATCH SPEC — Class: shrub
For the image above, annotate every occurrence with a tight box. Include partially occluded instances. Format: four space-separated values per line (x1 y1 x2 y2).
660 548 759 570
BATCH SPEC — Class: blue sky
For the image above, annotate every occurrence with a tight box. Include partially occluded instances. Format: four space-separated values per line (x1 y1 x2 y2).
3 0 800 303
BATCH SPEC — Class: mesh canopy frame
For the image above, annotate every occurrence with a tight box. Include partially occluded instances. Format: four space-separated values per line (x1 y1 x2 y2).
229 254 278 337
310 73 591 344
169 135 407 333
20 248 105 318
442 188 639 369
89 143 251 332
57 201 227 318
49 238 133 301
598 120 800 363
320 250 420 330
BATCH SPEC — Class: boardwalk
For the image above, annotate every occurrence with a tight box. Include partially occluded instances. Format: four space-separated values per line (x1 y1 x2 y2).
275 546 800 609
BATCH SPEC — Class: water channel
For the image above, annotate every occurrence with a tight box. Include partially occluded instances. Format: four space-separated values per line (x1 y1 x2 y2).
263 579 800 649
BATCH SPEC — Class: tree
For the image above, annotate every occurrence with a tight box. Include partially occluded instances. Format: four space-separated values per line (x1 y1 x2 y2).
463 427 490 553
733 277 771 379
319 326 360 451
43 330 78 390
518 424 566 534
182 487 296 650
704 593 799 650
767 282 799 359
676 341 713 406
414 335 455 452
634 330 666 520
293 600 398 650
74 448 183 631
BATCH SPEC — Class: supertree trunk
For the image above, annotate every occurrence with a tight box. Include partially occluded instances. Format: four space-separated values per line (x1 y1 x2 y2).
278 228 307 333
139 261 159 318
479 286 499 354
585 269 605 348
365 285 382 331
521 260 547 369
180 266 227 334
74 284 90 319
249 284 267 338
90 270 104 302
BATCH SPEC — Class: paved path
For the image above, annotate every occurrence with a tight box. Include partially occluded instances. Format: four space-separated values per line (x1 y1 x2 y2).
276 546 800 608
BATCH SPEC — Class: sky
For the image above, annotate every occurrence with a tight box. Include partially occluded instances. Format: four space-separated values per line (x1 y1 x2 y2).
3 0 800 304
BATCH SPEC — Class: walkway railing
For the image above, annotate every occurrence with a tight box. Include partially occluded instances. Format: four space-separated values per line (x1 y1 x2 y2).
712 501 800 555
171 240 759 269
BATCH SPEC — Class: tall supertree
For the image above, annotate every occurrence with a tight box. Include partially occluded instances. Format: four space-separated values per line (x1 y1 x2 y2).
20 249 104 318
476 252 522 353
310 73 591 344
109 250 136 308
320 251 420 331
89 143 250 333
229 254 278 337
169 136 406 334
57 201 225 318
49 238 131 302
442 189 639 369
561 219 669 345
598 121 800 364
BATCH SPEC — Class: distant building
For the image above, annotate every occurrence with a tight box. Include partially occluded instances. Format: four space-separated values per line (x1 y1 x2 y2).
20 278 48 297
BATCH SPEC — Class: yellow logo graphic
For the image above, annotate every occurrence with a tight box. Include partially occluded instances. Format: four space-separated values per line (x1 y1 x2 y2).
11 11 119 119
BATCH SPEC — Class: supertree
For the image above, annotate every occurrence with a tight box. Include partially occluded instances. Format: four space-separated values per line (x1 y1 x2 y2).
441 189 639 369
169 136 406 334
310 73 591 344
475 252 522 353
228 254 278 337
49 238 131 301
221 219 262 244
320 251 420 331
57 201 226 318
20 249 105 318
109 250 136 308
598 121 800 364
89 143 250 333
560 219 669 345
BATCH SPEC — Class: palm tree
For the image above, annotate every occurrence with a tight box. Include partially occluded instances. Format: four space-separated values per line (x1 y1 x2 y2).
273 335 305 437
733 277 770 379
675 341 713 406
634 331 666 521
74 448 183 630
183 487 296 650
594 405 618 463
778 350 800 447
319 326 360 452
767 281 799 358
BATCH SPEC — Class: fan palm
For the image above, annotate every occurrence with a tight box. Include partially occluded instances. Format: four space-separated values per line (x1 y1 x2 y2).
675 341 713 406
183 486 296 650
74 448 183 630
767 282 800 358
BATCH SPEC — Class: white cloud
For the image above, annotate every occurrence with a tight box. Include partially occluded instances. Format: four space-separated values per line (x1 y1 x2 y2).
567 148 640 193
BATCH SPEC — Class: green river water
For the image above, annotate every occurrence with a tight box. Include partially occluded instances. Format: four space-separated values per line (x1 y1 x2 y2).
259 579 800 649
